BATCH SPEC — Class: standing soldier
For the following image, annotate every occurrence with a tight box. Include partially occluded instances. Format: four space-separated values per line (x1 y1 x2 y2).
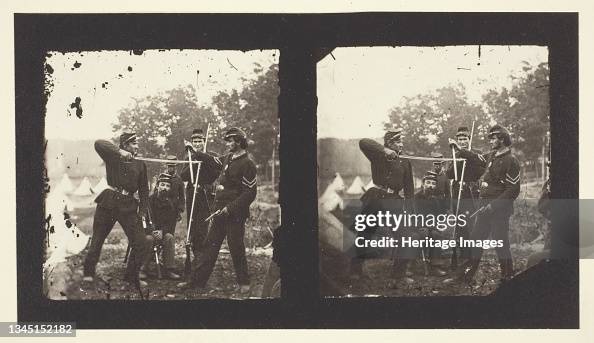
448 124 521 284
446 126 485 268
145 173 181 280
350 128 416 285
83 133 152 288
181 129 222 259
178 127 257 293
165 155 185 224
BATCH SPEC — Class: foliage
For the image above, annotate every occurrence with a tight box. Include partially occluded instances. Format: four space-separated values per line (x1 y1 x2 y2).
482 62 550 162
113 63 279 178
384 62 550 163
386 84 489 157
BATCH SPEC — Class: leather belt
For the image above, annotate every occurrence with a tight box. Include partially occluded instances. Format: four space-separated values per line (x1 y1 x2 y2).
374 185 395 194
107 185 133 196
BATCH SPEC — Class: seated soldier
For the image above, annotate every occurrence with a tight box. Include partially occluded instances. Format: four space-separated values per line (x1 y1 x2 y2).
414 171 448 276
143 173 181 280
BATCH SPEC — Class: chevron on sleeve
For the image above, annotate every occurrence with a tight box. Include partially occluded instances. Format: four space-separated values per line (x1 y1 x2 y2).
505 172 520 184
242 176 257 188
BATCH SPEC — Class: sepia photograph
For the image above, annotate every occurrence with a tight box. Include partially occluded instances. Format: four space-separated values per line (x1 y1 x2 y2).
14 12 579 329
43 49 281 300
317 46 551 297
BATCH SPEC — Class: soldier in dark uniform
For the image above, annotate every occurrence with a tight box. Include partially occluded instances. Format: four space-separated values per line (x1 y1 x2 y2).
83 133 152 287
446 126 486 267
145 173 181 280
180 129 222 259
178 127 257 293
165 155 185 223
431 152 451 212
449 124 521 284
414 171 448 276
350 128 416 285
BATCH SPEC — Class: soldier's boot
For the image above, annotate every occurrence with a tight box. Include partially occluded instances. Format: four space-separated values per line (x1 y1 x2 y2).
431 265 448 276
122 274 148 289
176 281 206 291
164 269 181 280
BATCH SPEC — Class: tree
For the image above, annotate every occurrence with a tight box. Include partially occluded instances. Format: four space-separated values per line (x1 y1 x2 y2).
215 63 280 170
385 84 488 162
482 61 550 163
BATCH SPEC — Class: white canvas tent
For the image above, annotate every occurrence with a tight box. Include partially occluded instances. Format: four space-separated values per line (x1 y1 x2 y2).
72 177 93 196
57 174 74 194
364 180 375 191
346 176 365 195
92 177 108 194
319 190 344 212
331 172 345 191
320 172 346 199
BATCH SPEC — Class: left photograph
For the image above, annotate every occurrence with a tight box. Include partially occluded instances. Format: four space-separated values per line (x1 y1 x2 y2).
43 49 280 300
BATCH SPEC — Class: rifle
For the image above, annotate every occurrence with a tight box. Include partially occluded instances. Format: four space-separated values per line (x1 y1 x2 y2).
145 202 162 280
184 123 210 278
203 208 222 223
123 244 132 264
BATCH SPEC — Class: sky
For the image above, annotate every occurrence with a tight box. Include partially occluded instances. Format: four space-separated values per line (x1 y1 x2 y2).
317 45 548 139
44 49 278 140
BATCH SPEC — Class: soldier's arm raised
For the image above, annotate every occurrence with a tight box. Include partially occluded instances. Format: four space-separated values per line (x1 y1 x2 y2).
360 138 391 162
225 161 257 217
457 149 489 168
94 140 123 163
198 151 224 184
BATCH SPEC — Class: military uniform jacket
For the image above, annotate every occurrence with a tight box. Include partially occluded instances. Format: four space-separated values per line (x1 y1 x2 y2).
446 148 486 183
435 171 451 210
93 140 149 213
415 189 447 215
457 147 521 214
168 172 185 214
215 151 257 218
148 193 176 235
359 138 414 199
181 150 222 188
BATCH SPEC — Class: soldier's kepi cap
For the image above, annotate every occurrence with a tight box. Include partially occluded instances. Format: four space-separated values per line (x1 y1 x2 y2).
488 124 512 146
431 152 444 164
384 128 403 144
455 126 470 138
166 155 177 166
157 173 172 184
120 132 137 145
224 127 247 141
423 171 438 182
191 129 205 140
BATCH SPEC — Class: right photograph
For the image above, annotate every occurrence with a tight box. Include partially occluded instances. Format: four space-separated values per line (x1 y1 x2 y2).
317 46 550 297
